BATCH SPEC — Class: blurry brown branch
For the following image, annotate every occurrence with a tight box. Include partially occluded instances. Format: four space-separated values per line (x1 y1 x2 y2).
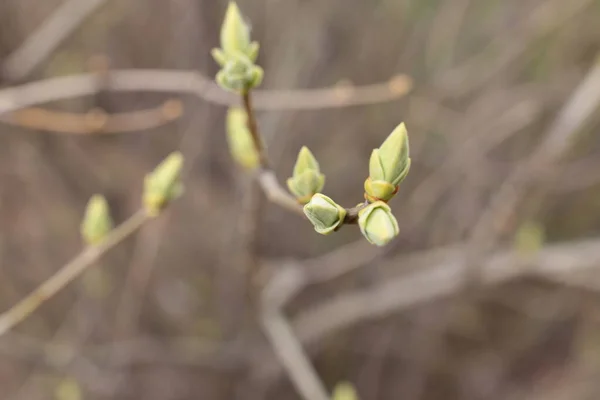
2 0 108 82
0 99 183 134
0 70 412 115
241 89 366 221
292 236 600 346
260 305 330 400
253 236 600 381
0 209 151 336
261 239 381 309
464 54 600 282
240 83 332 400
256 170 305 215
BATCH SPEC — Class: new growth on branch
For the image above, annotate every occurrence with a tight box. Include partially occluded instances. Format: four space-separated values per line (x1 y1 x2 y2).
214 2 411 247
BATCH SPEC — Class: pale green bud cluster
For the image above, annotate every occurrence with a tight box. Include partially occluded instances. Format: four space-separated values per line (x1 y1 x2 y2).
81 194 113 245
332 382 359 400
212 2 263 93
303 194 346 235
143 152 185 216
358 201 399 246
226 107 260 169
287 146 325 204
364 122 411 203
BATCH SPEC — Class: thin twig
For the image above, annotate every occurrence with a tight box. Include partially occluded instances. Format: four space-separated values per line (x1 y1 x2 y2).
2 0 108 81
293 237 600 346
464 54 600 283
260 307 330 400
241 87 330 400
256 170 304 215
252 236 600 382
242 91 270 169
0 99 183 134
0 209 151 336
0 70 412 115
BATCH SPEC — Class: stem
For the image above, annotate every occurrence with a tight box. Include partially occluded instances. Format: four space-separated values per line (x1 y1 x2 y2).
242 90 270 169
0 209 151 336
241 88 364 226
344 202 368 225
261 307 330 400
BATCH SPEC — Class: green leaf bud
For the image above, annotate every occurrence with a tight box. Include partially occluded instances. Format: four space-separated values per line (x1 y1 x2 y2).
364 123 411 203
211 48 228 67
220 2 251 59
247 41 260 63
215 54 263 93
332 382 359 400
287 146 325 204
81 195 113 245
143 152 184 216
226 107 260 169
363 177 398 203
303 193 346 235
358 201 399 246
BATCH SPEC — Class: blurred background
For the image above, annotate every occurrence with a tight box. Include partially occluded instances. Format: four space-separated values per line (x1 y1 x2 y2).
1 0 600 399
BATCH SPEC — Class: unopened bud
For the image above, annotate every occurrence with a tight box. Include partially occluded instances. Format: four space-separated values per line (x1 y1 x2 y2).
81 195 113 245
226 107 260 169
143 152 184 216
303 193 346 235
287 146 325 204
364 123 411 202
358 201 399 246
332 382 359 400
212 2 260 67
215 54 263 93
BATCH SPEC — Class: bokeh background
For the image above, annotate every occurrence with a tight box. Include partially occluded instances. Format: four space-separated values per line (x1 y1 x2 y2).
1 0 600 399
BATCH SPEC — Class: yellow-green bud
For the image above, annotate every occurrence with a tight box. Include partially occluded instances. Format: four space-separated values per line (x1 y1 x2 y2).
143 152 184 216
332 382 359 400
81 194 113 245
226 107 260 169
303 193 346 235
287 146 325 204
221 2 250 58
215 54 263 93
358 201 399 246
364 123 411 202
212 2 260 67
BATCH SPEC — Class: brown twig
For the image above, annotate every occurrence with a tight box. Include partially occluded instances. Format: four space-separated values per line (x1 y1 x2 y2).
252 236 600 382
241 86 331 400
242 89 365 224
242 91 270 169
0 70 412 115
0 99 183 134
294 237 600 347
463 54 600 284
2 0 108 82
0 209 151 336
260 306 330 400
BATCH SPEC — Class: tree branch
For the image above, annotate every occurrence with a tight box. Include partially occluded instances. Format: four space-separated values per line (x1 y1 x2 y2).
0 209 151 336
253 237 600 381
0 99 183 134
293 237 600 346
260 306 330 400
463 53 600 283
0 69 411 115
2 0 108 82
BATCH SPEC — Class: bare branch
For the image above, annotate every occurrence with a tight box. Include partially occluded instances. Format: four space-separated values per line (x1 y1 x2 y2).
260 307 330 400
0 210 151 336
0 99 183 134
2 0 108 81
0 70 412 115
292 237 600 346
464 54 600 282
